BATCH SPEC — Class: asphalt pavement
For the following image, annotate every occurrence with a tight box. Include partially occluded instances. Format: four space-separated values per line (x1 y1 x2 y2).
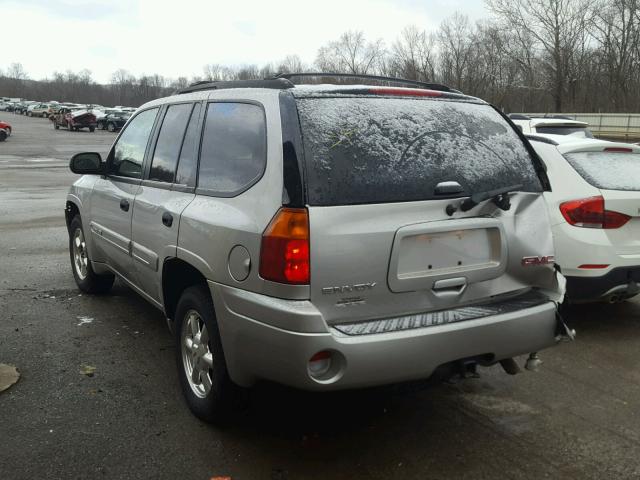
2 112 640 480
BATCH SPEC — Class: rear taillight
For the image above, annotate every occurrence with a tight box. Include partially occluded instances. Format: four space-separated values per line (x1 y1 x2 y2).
559 196 630 229
259 208 310 284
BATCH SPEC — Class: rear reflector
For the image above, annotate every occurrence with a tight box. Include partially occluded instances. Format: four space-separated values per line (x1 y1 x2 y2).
559 196 631 229
259 208 310 284
367 87 443 97
308 351 332 378
578 264 610 269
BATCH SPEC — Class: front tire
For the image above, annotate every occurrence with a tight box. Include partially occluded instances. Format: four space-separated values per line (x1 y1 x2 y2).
175 285 246 423
69 215 114 294
107 122 115 132
89 126 95 133
0 131 6 142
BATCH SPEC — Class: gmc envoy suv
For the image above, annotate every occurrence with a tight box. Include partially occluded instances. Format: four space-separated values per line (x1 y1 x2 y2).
66 74 569 422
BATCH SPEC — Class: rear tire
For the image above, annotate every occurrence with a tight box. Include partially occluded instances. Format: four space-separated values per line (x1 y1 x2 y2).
89 126 95 133
0 131 6 142
69 215 115 294
107 122 115 132
175 285 246 423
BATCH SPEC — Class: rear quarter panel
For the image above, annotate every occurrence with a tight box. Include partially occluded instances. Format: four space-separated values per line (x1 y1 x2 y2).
176 90 302 296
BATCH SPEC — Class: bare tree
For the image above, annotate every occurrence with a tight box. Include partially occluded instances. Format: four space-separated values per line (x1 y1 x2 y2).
203 64 235 81
437 13 474 91
486 0 597 111
390 26 438 81
315 31 386 74
590 0 640 110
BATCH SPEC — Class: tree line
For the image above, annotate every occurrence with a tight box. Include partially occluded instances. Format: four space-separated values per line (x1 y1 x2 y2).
1 0 638 113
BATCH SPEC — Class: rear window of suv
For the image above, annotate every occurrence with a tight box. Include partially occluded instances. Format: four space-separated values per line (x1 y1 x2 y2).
564 151 640 191
296 97 542 206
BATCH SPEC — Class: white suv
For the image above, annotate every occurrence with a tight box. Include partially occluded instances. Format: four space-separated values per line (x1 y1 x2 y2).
529 134 640 303
511 114 594 139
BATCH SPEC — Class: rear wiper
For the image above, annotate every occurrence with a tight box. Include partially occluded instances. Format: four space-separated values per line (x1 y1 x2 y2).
459 184 523 212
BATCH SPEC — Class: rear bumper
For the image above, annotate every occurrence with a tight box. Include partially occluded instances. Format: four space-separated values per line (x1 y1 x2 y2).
566 267 640 301
210 282 561 391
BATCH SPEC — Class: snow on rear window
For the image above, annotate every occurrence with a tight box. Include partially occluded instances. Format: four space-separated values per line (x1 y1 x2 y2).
296 97 542 205
565 152 640 191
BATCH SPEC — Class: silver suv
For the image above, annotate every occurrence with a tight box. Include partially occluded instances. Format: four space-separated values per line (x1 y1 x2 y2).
66 74 568 422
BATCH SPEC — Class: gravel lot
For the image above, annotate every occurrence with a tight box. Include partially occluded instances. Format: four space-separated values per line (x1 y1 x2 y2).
2 112 640 480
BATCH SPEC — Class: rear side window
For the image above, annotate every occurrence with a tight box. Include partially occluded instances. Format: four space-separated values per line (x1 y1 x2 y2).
149 103 193 183
111 107 158 179
565 152 640 191
296 97 542 206
175 102 202 187
198 102 266 195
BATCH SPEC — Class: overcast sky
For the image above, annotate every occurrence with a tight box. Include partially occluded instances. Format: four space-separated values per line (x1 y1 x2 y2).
3 0 490 83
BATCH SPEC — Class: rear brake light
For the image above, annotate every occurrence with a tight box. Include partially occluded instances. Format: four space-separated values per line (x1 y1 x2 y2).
259 208 310 284
604 147 633 153
559 196 630 229
578 264 610 269
367 87 442 97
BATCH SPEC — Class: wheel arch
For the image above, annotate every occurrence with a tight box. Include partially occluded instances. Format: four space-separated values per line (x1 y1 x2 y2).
162 258 210 323
65 199 82 231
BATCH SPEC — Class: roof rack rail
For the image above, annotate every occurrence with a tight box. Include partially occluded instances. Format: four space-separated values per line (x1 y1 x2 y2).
274 72 457 93
177 78 294 94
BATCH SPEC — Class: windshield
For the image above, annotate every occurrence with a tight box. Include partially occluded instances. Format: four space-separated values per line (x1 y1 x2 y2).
564 151 640 191
296 96 542 206
536 126 594 138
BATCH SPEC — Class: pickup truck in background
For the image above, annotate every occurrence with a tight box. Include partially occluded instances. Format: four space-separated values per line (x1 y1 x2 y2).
51 108 97 132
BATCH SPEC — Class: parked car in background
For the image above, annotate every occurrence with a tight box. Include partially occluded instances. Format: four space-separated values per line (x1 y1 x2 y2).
0 120 11 141
14 101 37 115
95 109 123 129
27 103 51 117
529 134 640 303
0 102 12 111
102 111 131 132
65 76 569 422
51 108 97 132
511 114 594 138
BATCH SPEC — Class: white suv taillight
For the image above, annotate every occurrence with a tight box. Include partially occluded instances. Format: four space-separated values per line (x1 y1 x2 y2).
559 196 631 229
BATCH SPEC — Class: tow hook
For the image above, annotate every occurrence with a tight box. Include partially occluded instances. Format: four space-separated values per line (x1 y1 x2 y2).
555 307 576 343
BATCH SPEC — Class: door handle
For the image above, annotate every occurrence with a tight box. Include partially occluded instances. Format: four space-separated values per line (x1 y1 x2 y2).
162 212 173 227
119 198 130 212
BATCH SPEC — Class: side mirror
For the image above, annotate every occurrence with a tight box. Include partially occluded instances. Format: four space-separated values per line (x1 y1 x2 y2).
70 152 103 174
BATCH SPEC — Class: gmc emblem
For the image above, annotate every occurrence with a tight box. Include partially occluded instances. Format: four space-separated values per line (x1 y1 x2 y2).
521 255 555 267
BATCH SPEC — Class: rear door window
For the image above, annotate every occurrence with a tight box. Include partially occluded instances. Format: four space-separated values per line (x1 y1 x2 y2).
296 97 542 206
149 103 193 183
564 152 640 191
198 102 266 195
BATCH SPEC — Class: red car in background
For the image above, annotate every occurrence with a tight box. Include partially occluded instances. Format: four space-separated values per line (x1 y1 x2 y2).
0 120 11 141
51 108 97 132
